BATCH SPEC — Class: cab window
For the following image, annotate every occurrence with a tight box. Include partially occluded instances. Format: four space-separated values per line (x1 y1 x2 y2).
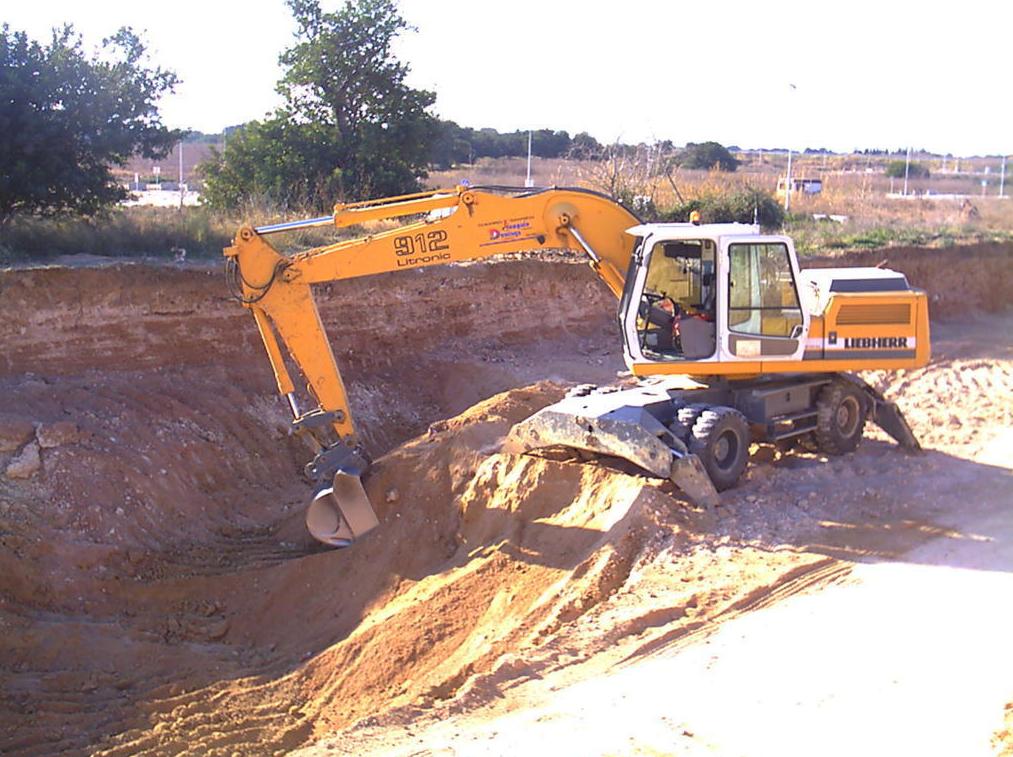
635 239 717 359
728 243 802 337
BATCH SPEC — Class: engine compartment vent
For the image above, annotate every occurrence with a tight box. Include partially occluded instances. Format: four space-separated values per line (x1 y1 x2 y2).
835 303 912 325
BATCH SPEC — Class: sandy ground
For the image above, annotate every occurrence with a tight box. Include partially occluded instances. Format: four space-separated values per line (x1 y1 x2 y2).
308 464 1013 757
0 248 1010 755
299 313 1013 757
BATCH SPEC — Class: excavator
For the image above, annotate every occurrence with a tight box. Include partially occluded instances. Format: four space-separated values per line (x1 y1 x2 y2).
224 185 929 547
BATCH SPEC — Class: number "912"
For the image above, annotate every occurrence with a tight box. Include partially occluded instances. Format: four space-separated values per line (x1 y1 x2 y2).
393 230 449 256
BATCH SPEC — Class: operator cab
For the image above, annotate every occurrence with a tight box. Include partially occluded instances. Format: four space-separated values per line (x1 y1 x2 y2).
620 223 809 369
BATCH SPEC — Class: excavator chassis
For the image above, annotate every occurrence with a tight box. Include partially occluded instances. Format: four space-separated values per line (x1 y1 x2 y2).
506 372 920 504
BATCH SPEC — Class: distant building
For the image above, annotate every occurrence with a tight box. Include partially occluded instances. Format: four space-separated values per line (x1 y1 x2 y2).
777 177 823 199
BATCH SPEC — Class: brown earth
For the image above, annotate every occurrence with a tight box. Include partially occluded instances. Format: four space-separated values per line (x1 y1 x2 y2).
0 244 1010 755
805 241 1013 316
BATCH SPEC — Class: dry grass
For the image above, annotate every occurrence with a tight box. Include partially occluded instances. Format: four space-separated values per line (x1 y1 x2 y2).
430 156 1013 255
0 203 421 263
4 155 1008 263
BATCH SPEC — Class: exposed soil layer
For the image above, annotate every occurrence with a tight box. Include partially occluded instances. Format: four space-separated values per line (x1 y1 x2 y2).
0 244 1010 755
805 240 1013 316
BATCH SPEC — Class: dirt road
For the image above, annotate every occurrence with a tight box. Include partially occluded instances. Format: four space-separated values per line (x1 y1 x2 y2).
0 247 1010 755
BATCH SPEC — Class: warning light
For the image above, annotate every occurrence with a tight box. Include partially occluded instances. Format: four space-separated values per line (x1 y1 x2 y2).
689 210 702 225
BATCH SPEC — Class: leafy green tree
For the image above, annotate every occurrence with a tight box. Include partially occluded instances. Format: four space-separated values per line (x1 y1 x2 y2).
201 0 437 211
673 142 739 172
0 25 180 226
884 160 930 179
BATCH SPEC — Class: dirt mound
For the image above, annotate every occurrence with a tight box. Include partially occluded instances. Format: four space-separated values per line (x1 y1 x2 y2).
0 381 711 755
996 703 1013 757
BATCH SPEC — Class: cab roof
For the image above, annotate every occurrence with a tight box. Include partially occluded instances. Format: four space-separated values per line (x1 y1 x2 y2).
626 222 762 239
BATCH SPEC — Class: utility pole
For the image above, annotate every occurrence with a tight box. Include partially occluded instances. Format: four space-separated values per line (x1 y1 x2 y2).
178 140 185 209
1000 156 1007 198
784 148 793 211
784 83 797 213
903 146 911 196
525 131 534 188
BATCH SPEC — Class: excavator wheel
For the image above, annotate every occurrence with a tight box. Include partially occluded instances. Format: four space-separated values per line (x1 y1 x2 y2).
688 406 750 491
566 383 598 399
669 403 709 442
814 380 867 455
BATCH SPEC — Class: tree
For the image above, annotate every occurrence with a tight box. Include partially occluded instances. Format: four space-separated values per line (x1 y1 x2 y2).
673 142 739 172
428 122 575 168
0 25 180 225
569 132 604 159
885 160 930 179
201 0 437 211
660 187 784 228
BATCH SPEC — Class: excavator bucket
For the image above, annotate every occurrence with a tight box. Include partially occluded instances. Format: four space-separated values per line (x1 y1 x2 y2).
504 387 721 510
305 470 379 547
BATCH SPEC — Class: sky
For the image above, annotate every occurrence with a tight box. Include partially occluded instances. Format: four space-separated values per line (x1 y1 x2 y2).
5 0 1012 156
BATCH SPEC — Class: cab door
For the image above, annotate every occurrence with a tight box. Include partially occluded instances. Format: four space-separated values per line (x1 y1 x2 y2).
721 237 808 362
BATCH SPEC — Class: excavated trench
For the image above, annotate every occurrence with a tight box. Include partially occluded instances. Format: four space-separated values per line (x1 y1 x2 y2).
0 244 1010 755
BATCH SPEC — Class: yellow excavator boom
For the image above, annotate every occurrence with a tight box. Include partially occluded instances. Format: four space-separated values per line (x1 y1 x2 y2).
223 185 643 545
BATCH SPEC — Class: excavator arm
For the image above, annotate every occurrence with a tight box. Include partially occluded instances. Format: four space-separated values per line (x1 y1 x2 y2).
224 185 650 545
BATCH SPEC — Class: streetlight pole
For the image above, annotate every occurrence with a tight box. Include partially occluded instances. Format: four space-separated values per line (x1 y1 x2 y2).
784 148 793 212
903 146 911 196
784 83 797 214
525 130 534 188
178 140 184 209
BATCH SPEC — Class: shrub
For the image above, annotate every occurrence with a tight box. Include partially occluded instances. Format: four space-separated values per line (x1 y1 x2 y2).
672 142 739 172
885 160 930 179
658 187 784 228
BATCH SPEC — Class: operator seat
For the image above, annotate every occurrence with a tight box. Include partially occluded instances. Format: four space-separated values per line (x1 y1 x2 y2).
679 316 715 359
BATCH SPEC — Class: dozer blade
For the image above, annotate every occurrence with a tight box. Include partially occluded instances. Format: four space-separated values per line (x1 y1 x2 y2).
305 470 379 548
504 388 720 510
670 453 721 511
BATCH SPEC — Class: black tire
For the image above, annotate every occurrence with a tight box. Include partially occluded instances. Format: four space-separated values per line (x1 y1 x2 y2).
669 403 709 442
814 380 867 455
689 406 751 491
